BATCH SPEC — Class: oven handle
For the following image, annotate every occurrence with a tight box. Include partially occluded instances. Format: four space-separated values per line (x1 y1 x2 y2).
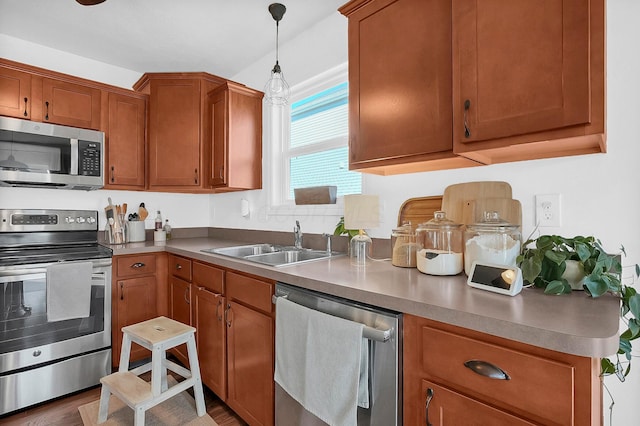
0 270 46 282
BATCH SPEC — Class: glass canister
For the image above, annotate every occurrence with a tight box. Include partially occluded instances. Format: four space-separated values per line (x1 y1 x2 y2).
391 223 418 267
415 211 464 275
464 211 521 275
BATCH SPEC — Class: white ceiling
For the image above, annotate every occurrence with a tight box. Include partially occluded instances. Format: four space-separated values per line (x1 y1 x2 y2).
0 0 345 79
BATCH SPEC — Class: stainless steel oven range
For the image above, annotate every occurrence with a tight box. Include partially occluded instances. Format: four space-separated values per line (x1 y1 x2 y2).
0 209 112 416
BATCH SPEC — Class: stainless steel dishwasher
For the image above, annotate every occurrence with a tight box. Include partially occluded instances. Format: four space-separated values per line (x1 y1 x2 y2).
274 282 402 426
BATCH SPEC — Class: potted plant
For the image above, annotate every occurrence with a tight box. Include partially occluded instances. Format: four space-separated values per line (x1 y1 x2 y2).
517 234 640 380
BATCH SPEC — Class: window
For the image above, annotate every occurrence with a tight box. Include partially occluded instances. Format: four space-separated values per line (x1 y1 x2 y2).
271 65 362 208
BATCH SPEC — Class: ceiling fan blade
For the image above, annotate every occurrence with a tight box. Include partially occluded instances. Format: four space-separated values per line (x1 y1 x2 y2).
76 0 106 5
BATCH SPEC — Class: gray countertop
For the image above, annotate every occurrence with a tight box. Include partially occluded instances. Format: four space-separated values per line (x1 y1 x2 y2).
110 237 621 358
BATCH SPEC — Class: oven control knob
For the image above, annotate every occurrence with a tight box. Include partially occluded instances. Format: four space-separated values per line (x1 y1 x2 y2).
77 217 86 223
33 350 42 357
87 217 96 224
65 216 75 223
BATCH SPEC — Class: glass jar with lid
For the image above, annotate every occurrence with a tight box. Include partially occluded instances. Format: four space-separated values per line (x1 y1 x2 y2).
415 211 464 275
463 211 521 276
391 223 418 267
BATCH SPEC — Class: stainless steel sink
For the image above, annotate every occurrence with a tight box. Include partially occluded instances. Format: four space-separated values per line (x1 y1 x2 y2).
201 244 341 267
204 243 280 258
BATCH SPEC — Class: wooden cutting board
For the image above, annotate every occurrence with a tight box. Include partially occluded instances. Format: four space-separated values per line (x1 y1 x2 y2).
397 196 443 228
462 198 522 226
441 181 512 224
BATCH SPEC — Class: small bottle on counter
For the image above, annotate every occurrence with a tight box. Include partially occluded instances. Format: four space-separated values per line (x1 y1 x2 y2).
155 211 163 230
163 219 172 240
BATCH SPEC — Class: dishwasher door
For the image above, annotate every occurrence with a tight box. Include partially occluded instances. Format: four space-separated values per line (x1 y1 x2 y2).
274 282 402 426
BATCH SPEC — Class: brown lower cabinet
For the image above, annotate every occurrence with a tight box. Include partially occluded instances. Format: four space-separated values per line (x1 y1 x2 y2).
111 252 167 368
403 314 602 425
167 255 274 426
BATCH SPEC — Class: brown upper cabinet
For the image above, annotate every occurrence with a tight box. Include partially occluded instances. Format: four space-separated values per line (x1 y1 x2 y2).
207 82 263 192
134 73 226 192
0 59 102 130
104 91 147 189
0 66 32 119
339 0 480 175
41 77 102 130
340 0 605 174
452 0 605 164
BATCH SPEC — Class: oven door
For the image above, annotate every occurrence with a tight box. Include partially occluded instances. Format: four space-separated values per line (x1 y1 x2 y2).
0 259 111 373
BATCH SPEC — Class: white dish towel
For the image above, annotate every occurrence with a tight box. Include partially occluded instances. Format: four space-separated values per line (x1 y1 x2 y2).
274 296 366 426
46 261 93 322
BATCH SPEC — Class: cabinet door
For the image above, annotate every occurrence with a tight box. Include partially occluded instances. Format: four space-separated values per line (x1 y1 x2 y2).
169 275 192 365
344 0 455 168
41 77 101 129
208 87 227 187
105 92 146 189
0 66 31 119
194 286 227 400
453 0 592 145
421 380 537 425
226 300 274 426
148 78 201 188
114 276 157 366
208 83 263 191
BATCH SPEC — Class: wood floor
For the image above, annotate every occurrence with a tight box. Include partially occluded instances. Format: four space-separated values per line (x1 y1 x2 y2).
0 376 247 426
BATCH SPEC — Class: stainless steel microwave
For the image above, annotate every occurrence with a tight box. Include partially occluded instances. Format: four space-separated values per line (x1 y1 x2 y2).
0 116 104 190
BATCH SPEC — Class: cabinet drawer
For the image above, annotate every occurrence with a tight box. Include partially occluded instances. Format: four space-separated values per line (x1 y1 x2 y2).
226 272 273 313
420 325 574 424
168 254 192 281
193 261 224 294
115 254 157 278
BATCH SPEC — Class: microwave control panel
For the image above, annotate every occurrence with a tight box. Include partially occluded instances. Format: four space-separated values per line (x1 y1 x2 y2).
78 140 101 176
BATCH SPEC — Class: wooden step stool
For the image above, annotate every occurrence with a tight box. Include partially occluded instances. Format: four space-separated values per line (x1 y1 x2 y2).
97 316 206 425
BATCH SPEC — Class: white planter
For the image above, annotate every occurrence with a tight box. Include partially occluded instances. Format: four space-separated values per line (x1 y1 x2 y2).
562 260 586 290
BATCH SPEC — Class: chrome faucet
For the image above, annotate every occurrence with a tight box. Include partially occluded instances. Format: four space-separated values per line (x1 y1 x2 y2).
322 233 332 254
294 220 303 249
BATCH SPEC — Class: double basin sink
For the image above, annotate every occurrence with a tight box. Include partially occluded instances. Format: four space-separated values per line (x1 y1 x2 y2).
202 243 342 267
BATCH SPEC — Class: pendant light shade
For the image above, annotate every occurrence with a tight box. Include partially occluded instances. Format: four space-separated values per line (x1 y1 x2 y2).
264 3 290 105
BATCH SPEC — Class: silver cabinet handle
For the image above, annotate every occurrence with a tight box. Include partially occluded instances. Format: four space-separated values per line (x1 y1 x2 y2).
131 262 145 268
225 303 232 328
216 299 223 322
184 288 190 305
425 387 434 426
464 360 510 380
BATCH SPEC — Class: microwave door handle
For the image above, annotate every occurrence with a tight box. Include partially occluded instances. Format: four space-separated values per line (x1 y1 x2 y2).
70 138 78 175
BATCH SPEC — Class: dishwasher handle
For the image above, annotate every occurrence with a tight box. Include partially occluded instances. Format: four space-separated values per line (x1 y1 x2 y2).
272 294 393 343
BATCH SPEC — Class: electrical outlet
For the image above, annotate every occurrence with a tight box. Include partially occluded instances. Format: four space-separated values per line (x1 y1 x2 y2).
536 194 562 227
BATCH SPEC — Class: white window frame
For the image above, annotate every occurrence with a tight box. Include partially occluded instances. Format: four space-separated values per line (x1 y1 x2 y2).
268 63 358 217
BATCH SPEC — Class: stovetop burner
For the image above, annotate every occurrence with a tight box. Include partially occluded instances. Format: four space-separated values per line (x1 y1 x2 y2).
0 209 112 268
0 243 113 267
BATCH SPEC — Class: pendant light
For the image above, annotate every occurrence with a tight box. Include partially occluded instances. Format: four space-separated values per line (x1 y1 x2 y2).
264 3 290 105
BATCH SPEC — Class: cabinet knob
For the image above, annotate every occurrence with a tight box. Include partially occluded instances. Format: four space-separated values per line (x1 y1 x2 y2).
463 359 510 380
176 264 182 270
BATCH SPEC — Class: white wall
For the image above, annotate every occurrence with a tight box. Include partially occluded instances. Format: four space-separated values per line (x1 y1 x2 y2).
1 3 639 422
